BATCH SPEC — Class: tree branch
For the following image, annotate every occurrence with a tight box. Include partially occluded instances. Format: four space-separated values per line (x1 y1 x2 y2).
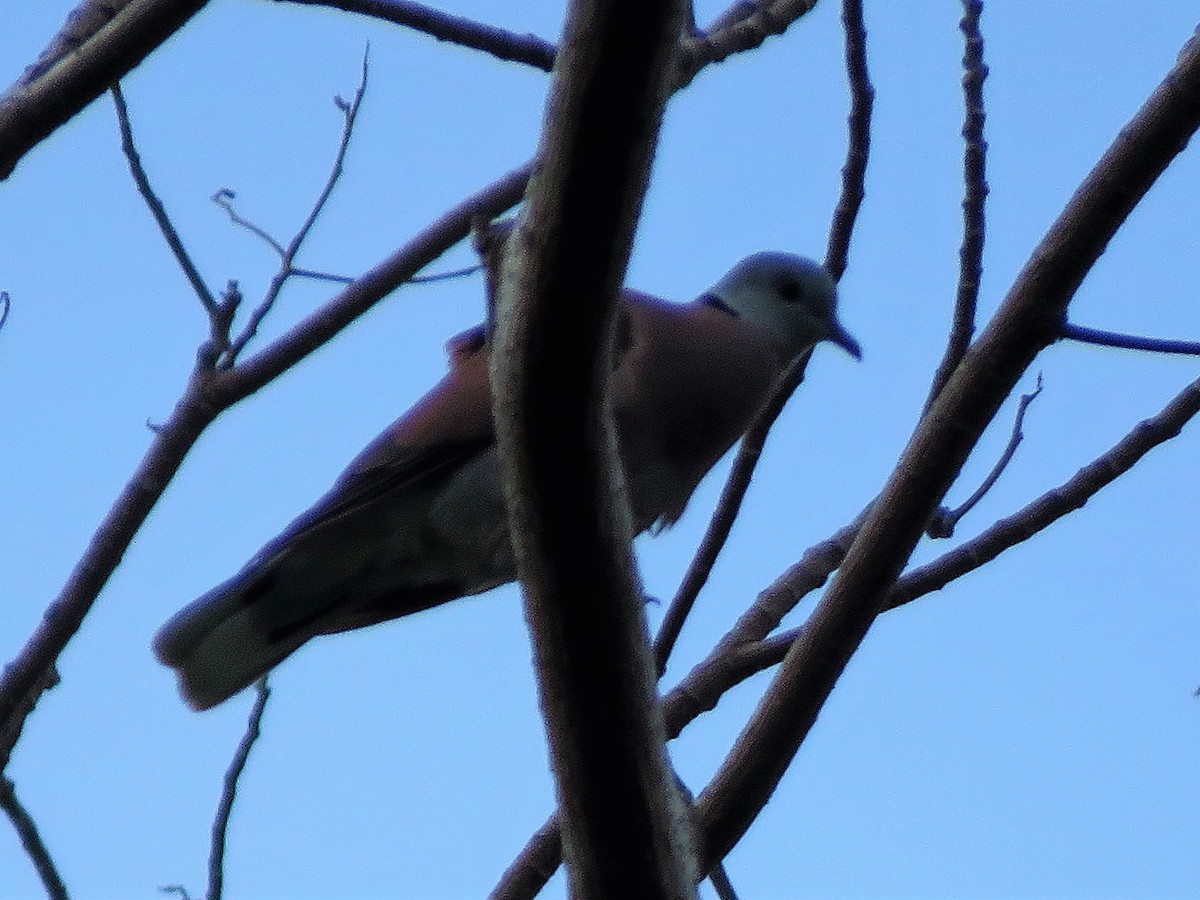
824 0 873 280
0 775 68 900
207 679 270 900
111 82 221 321
0 0 211 179
490 0 695 893
1060 321 1200 355
927 372 1042 539
693 25 1200 874
221 50 371 365
653 0 874 674
276 0 557 71
924 0 988 409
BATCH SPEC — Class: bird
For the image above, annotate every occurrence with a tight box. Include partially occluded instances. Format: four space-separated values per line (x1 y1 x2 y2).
153 251 861 710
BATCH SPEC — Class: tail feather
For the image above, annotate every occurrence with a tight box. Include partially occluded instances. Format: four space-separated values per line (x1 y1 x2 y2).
153 571 315 711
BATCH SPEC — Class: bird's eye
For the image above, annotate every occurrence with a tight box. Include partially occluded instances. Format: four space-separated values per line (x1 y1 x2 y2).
776 277 803 303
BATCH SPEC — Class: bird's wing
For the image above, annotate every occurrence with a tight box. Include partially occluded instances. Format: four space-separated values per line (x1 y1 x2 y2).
253 327 499 563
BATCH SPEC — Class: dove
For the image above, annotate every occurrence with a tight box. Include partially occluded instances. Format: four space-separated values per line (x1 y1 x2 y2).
154 251 860 709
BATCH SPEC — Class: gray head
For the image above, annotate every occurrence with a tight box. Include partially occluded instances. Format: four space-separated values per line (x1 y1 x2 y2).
703 252 861 360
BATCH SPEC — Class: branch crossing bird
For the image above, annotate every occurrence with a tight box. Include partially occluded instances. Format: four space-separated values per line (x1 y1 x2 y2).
154 251 861 709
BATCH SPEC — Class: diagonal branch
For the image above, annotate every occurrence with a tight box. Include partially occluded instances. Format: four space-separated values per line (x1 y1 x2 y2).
276 0 557 71
927 372 1042 539
693 25 1200 875
0 0 212 179
111 82 221 321
0 775 68 900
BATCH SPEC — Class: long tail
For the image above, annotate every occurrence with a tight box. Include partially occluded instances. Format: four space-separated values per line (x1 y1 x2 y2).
152 566 331 710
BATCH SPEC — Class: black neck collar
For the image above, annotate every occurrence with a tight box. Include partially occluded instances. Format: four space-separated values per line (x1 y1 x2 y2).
699 293 739 317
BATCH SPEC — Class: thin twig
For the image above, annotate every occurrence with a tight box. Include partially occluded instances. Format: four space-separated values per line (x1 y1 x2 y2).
825 0 873 280
211 189 285 256
111 82 220 321
277 0 556 71
222 49 370 365
1060 321 1200 355
0 291 10 333
927 372 1042 538
159 885 193 900
653 354 808 673
652 0 873 673
207 678 270 900
287 263 482 285
924 0 989 410
0 775 69 900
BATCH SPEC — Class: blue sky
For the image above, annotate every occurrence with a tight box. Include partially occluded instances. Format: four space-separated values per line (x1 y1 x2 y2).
2 2 1197 898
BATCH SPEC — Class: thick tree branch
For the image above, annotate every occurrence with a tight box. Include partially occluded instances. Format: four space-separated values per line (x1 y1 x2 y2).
693 26 1200 874
0 0 211 179
490 0 694 894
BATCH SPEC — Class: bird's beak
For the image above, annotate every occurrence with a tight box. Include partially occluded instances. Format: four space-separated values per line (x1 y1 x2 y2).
828 321 863 360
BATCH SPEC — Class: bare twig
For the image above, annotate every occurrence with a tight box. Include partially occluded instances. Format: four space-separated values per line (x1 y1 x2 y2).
207 678 270 900
277 0 556 71
287 262 482 285
924 0 989 409
927 372 1042 538
111 83 221 322
159 886 193 900
825 0 873 280
0 292 10 333
222 49 371 365
211 189 286 256
1060 321 1200 355
0 775 68 900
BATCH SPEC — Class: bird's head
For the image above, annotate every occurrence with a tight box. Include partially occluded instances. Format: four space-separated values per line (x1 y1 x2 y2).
703 252 861 360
